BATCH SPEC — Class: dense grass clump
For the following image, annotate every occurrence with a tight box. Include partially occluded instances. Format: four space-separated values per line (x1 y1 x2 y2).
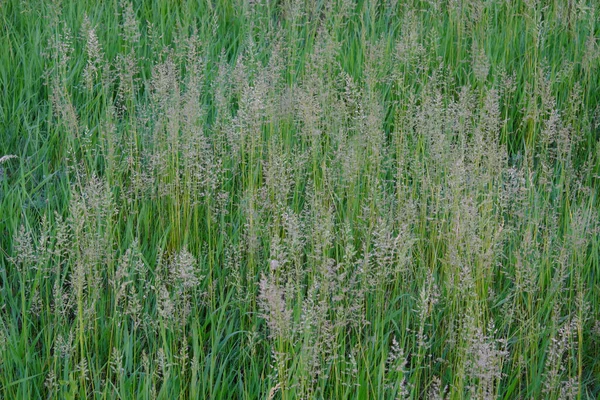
1 0 599 398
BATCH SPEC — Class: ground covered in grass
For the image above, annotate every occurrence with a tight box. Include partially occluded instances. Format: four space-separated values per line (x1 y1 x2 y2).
1 0 599 398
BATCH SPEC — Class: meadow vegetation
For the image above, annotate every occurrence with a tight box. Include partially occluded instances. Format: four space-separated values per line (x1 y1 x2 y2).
0 0 599 398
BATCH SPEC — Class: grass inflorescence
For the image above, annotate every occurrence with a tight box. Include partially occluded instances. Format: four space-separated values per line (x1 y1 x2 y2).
1 0 599 398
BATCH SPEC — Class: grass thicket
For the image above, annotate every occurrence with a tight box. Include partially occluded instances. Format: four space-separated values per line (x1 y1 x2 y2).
1 0 599 398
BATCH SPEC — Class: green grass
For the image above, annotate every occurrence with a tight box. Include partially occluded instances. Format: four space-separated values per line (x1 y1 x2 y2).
1 0 599 398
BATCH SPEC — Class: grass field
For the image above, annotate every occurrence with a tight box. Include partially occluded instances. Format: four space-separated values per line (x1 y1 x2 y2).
1 0 599 398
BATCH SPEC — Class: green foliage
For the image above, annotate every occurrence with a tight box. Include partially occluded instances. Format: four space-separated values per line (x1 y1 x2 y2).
1 0 599 398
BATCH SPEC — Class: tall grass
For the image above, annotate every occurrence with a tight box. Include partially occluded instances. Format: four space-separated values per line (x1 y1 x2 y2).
1 0 599 398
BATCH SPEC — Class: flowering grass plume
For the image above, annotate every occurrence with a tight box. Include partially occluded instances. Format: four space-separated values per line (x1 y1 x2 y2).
0 0 599 399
